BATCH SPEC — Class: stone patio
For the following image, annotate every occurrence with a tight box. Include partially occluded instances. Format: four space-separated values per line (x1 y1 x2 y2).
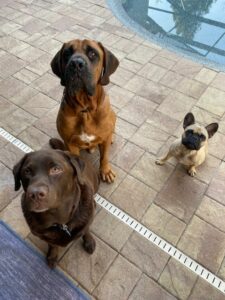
0 0 225 299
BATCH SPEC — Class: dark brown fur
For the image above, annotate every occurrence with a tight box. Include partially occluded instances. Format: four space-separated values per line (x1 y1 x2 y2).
50 39 119 183
13 149 99 268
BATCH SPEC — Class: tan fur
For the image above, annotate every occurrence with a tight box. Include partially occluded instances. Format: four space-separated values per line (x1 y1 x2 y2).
155 114 218 176
51 39 119 183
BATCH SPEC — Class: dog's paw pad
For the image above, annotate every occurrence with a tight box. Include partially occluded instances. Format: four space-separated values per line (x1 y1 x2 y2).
188 169 196 177
155 159 164 165
83 238 96 254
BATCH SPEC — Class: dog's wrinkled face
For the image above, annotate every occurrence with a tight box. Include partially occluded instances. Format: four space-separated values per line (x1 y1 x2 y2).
51 39 119 97
13 150 84 213
182 112 218 150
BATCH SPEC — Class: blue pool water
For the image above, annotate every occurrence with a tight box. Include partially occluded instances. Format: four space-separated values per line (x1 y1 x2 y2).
108 0 225 70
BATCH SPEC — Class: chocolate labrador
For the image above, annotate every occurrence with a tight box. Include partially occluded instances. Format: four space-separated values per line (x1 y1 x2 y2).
13 149 99 268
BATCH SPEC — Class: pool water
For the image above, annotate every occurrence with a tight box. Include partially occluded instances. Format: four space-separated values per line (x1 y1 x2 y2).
109 0 225 69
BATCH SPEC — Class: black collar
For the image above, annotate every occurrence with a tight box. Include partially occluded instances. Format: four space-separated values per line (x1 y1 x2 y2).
48 202 76 237
50 223 72 237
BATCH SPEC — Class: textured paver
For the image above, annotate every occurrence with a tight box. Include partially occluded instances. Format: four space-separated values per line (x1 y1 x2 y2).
0 162 20 211
118 95 157 126
207 162 225 205
178 216 225 273
92 209 132 251
159 258 197 300
112 142 144 172
121 232 169 280
128 274 177 300
60 235 117 293
155 169 207 223
189 278 225 300
0 193 30 238
0 0 225 298
131 152 174 191
197 87 225 117
93 255 141 300
110 174 156 220
142 204 186 245
196 196 225 233
131 121 170 154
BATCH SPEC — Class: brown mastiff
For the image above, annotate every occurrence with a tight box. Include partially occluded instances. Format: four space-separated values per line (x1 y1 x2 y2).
50 39 119 183
13 149 99 268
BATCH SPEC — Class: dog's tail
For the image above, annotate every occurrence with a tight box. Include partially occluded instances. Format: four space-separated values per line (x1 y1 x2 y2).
49 138 66 151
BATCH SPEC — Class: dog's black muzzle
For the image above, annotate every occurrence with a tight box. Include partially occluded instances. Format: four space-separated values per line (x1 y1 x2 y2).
65 56 94 96
182 135 201 150
66 56 87 79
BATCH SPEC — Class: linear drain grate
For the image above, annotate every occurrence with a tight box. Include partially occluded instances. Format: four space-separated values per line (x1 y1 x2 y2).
0 128 33 153
94 194 225 294
1 127 225 295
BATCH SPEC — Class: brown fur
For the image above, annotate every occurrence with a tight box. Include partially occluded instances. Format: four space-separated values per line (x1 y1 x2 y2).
155 112 218 176
50 39 119 183
13 149 99 268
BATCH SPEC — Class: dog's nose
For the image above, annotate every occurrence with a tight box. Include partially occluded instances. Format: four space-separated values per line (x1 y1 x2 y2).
28 186 48 201
71 57 86 70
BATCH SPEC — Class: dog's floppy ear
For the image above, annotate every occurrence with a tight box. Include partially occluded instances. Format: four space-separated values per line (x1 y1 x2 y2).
205 123 218 138
62 151 85 185
183 112 195 129
13 154 28 191
51 43 66 86
98 42 119 86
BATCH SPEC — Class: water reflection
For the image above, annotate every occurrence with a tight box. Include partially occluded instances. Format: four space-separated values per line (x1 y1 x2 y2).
122 0 225 64
169 0 215 40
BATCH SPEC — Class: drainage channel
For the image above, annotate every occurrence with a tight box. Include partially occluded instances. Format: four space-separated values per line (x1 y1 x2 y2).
0 126 225 295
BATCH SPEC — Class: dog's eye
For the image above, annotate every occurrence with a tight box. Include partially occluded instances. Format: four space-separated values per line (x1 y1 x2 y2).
49 166 63 176
88 49 96 60
199 134 206 140
24 168 31 176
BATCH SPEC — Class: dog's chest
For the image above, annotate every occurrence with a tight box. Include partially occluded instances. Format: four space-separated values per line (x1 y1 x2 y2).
177 148 206 166
79 132 96 143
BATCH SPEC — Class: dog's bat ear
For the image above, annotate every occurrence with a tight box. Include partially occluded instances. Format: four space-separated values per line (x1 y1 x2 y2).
98 42 119 86
205 123 219 138
183 112 195 129
13 154 28 191
51 43 66 86
61 151 85 185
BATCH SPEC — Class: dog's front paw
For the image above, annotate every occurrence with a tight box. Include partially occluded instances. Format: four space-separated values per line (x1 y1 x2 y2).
100 165 116 183
155 158 165 166
83 236 96 254
87 147 96 154
47 246 58 268
47 256 58 269
188 168 196 177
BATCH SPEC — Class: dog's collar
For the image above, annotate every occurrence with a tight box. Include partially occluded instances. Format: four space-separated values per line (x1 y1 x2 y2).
48 202 77 237
50 223 72 237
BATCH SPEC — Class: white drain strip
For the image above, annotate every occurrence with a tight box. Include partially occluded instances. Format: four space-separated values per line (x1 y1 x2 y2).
95 194 225 294
1 127 225 295
0 128 33 153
